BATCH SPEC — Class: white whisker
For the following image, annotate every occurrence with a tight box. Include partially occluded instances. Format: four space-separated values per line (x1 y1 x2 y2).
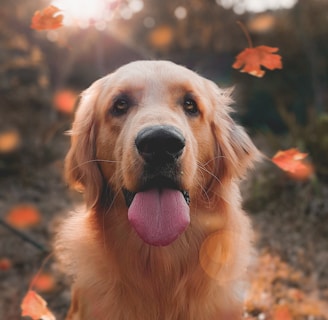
68 159 119 174
197 161 223 187
202 155 227 167
195 175 210 203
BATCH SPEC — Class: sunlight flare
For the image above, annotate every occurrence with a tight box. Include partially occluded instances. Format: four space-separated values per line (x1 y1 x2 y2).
51 0 143 28
52 0 107 25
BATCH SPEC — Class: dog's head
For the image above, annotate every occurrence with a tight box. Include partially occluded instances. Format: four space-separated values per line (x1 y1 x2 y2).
65 60 259 246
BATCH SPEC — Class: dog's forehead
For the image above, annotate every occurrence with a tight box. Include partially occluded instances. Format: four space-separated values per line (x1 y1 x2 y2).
109 61 205 89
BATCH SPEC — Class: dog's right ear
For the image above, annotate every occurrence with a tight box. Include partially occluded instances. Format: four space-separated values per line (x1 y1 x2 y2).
65 80 104 208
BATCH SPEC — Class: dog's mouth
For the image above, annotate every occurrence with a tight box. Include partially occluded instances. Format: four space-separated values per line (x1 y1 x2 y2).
123 178 190 247
123 177 190 207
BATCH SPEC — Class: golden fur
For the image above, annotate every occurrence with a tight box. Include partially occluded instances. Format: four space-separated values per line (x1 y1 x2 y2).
56 60 260 320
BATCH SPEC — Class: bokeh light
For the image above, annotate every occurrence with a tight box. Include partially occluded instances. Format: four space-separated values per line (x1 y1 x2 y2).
174 6 187 20
51 0 144 28
216 0 298 14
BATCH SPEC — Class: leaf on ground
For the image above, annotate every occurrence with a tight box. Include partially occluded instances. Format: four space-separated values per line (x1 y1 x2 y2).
0 257 12 271
31 5 63 31
5 204 41 229
0 129 21 154
272 148 314 180
32 273 56 293
273 305 293 320
21 290 56 320
53 89 78 114
232 45 282 77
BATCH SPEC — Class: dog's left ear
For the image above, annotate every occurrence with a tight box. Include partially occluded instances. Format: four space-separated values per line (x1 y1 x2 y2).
209 83 261 183
65 79 105 209
217 119 260 180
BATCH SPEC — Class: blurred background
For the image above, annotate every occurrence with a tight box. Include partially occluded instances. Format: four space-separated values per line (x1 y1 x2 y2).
0 0 327 319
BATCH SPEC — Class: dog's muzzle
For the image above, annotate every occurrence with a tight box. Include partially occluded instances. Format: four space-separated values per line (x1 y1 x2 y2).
123 125 191 246
124 124 190 206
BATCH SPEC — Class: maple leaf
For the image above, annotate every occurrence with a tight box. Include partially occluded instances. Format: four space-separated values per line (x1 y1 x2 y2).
272 148 314 180
31 5 63 31
5 204 41 229
233 45 282 77
21 290 56 320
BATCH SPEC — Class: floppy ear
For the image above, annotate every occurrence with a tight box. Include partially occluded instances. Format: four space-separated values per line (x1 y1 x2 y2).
209 83 261 185
65 81 104 209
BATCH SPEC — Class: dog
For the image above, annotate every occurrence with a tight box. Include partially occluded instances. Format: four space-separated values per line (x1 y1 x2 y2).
56 60 260 320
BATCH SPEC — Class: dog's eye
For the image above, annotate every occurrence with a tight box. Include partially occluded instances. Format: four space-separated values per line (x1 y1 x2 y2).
111 96 131 116
183 97 199 116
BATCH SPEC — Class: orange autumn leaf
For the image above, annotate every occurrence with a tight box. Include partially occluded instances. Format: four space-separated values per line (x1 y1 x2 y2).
272 304 293 320
272 148 308 171
31 5 63 31
232 45 282 77
53 89 78 114
32 273 56 292
6 204 41 229
287 162 314 181
272 148 314 180
21 290 56 320
0 257 12 271
0 129 21 154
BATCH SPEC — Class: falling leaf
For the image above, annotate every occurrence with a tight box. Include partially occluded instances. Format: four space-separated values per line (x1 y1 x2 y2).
272 148 308 171
32 273 56 292
272 148 314 180
287 162 314 181
0 129 21 154
31 5 63 31
232 45 282 77
0 257 12 271
5 204 41 229
21 290 56 320
53 89 78 114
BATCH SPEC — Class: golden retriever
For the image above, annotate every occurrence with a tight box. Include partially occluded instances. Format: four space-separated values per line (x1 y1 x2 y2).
56 60 259 320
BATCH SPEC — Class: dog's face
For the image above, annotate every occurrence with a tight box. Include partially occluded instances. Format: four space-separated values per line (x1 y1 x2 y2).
66 60 258 246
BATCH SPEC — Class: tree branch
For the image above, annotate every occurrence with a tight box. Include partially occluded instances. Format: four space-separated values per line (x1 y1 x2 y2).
0 218 49 253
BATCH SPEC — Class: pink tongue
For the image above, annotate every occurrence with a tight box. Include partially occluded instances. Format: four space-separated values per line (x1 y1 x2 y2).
128 189 190 246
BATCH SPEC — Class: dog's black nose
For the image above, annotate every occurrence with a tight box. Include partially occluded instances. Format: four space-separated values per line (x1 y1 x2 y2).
135 125 185 163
